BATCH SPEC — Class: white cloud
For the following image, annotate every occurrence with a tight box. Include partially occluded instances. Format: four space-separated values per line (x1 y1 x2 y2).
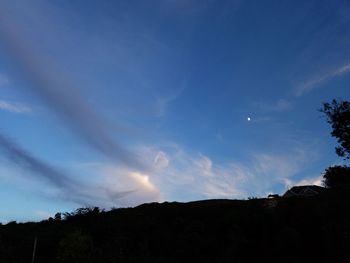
295 63 350 96
134 144 312 200
130 172 157 192
193 154 213 176
154 151 169 169
0 100 32 113
65 147 245 206
99 166 161 207
293 175 323 187
1 140 316 208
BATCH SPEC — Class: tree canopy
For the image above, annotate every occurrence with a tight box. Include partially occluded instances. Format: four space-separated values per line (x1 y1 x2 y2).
323 165 350 189
320 99 350 160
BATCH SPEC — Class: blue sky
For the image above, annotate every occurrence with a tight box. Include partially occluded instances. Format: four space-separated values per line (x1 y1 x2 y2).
0 0 349 222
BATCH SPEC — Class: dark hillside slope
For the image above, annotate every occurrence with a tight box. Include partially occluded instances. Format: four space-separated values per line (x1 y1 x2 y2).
1 192 350 263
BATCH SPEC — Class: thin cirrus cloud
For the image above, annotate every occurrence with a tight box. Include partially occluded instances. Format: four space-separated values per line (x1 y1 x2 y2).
295 63 350 96
0 100 32 114
255 99 293 112
154 87 185 117
0 6 148 172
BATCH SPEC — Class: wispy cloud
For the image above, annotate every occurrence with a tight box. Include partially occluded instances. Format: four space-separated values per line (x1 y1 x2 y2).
100 168 161 207
248 116 272 123
0 7 147 171
154 97 171 118
154 87 184 117
294 175 323 187
255 99 293 112
0 133 317 207
0 133 134 207
0 100 32 113
295 63 350 96
86 140 320 204
122 143 314 201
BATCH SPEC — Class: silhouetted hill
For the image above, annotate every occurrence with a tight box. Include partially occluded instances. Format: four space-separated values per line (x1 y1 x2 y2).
1 190 350 262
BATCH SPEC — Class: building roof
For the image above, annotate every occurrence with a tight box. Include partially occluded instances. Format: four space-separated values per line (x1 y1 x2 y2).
283 185 326 197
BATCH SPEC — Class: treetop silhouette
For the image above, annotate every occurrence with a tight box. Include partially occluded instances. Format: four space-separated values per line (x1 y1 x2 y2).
320 99 350 160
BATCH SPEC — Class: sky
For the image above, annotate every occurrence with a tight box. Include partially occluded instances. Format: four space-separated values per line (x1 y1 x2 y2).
0 0 349 222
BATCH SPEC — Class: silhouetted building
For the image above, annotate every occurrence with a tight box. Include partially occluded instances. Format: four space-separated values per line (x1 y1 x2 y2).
283 185 325 198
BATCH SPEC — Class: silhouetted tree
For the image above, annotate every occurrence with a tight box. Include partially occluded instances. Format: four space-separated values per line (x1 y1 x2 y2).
56 229 93 263
63 212 72 220
54 213 62 221
323 165 350 189
320 99 350 160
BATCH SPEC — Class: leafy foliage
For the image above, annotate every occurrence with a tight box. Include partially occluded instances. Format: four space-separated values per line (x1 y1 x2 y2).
320 99 350 160
323 165 350 189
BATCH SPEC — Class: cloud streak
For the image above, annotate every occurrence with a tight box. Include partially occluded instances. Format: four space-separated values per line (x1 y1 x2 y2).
0 133 133 207
295 63 350 96
0 100 32 113
0 133 74 188
255 99 293 112
0 4 147 171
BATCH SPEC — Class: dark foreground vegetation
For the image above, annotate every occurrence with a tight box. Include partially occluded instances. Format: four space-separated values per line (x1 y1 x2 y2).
1 190 350 263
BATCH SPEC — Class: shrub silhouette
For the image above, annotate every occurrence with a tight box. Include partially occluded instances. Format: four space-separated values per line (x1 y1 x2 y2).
56 229 93 263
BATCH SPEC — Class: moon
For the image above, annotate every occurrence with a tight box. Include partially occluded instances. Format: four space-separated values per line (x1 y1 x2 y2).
247 117 251 121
